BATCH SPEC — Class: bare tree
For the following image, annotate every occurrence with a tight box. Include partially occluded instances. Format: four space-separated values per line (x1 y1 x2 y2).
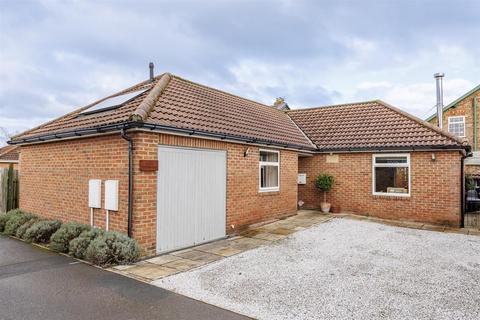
0 127 15 147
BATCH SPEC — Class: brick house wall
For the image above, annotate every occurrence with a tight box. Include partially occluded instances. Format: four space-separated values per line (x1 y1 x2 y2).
135 132 298 253
19 132 298 255
428 89 479 148
298 151 462 226
19 135 130 234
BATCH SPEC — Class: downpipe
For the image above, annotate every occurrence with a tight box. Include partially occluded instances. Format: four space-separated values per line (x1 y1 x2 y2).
461 155 465 228
121 129 134 238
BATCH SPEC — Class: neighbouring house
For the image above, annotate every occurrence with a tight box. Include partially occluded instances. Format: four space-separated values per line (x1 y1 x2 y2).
9 71 470 256
426 84 480 179
0 145 19 170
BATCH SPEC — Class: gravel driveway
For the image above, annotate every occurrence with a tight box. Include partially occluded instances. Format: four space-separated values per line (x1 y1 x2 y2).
154 218 480 320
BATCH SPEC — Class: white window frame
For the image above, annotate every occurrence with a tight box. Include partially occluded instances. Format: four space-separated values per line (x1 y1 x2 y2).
447 116 466 137
372 153 411 197
259 149 280 192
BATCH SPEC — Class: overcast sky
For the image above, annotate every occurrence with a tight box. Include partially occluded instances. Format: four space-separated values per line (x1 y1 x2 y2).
1 0 479 145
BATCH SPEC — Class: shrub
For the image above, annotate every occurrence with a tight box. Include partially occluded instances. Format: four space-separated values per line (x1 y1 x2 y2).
85 231 140 266
24 220 62 243
3 212 37 236
0 209 23 232
50 222 91 253
69 228 104 260
16 217 40 239
315 173 335 202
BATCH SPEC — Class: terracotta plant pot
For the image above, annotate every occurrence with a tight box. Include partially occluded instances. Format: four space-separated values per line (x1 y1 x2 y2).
320 202 331 213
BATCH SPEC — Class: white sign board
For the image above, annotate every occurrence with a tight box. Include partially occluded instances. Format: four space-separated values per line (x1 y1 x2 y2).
297 173 307 185
104 180 119 211
88 179 102 208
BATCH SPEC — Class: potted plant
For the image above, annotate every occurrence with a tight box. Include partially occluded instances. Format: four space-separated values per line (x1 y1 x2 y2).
315 173 335 213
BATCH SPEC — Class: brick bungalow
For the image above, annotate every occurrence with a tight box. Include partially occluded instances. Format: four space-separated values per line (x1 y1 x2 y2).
0 145 19 170
426 84 480 179
9 72 470 255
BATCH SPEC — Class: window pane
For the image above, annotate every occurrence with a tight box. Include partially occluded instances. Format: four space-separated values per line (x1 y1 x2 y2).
260 151 279 162
448 122 465 136
449 117 464 123
375 156 407 164
260 165 279 188
375 167 409 194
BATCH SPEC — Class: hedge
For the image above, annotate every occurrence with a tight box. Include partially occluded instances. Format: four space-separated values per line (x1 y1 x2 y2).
69 228 104 260
50 222 91 253
85 231 140 267
16 218 40 239
24 220 62 243
3 212 37 236
2 209 140 266
0 209 22 232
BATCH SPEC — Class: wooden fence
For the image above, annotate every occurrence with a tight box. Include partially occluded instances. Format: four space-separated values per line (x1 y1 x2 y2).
0 165 19 214
465 212 480 229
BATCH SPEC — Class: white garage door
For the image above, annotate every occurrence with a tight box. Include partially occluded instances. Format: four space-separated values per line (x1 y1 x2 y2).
156 146 227 253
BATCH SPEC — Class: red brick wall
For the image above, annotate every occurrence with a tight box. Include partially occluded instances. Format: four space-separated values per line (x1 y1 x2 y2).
19 135 130 234
143 132 298 231
298 151 462 226
428 88 479 149
19 132 298 255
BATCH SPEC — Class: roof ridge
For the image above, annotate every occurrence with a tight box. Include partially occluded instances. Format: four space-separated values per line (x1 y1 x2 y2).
130 73 171 121
286 113 318 149
0 145 17 156
10 76 159 142
287 100 379 113
375 99 467 146
170 74 286 115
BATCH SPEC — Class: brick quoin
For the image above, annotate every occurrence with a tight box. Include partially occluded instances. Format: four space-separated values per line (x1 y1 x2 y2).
298 151 462 226
19 132 298 255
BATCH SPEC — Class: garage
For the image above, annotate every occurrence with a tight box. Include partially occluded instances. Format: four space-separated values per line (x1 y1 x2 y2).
156 146 227 253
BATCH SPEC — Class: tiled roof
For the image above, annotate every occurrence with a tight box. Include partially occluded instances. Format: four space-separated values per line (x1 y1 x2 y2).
0 145 19 161
10 74 467 152
12 74 315 150
14 80 155 140
287 100 467 151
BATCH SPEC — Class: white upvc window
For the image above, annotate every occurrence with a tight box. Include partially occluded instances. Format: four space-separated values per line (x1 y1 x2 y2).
259 149 280 192
448 116 466 137
372 154 410 197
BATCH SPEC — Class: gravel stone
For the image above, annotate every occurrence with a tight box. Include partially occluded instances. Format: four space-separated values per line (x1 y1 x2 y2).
154 219 480 320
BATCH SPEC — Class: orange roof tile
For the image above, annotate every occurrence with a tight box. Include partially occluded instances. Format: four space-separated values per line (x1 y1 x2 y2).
287 100 467 151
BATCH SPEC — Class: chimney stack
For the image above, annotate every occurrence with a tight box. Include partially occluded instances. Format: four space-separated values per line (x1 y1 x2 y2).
273 97 290 111
434 72 445 129
149 62 154 81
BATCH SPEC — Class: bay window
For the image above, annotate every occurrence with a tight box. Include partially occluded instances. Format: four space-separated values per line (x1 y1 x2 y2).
372 154 410 196
259 150 280 192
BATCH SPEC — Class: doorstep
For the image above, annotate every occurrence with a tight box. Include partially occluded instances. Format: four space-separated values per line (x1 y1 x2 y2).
109 210 333 283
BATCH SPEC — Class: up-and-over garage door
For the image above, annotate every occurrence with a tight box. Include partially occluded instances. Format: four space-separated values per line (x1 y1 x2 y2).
156 146 227 253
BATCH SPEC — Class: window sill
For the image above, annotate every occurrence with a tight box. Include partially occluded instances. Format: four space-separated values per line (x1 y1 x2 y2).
372 194 411 200
258 190 280 196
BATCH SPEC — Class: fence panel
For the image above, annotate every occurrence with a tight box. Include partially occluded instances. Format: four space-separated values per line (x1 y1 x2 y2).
0 166 19 214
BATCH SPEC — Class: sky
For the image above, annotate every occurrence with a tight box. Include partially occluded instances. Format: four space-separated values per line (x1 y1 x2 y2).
1 0 479 145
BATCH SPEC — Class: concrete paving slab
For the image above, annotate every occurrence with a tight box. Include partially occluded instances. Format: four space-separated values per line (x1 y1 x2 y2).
146 254 182 265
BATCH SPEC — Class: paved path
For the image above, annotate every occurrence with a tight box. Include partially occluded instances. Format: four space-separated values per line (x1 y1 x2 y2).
112 210 332 282
0 235 249 320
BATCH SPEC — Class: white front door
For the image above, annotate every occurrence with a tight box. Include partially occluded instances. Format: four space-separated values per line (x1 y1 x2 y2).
156 146 226 253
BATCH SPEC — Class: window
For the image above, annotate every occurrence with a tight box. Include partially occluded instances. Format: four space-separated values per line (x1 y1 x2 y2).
372 154 410 196
448 116 466 137
259 150 280 192
78 89 148 116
